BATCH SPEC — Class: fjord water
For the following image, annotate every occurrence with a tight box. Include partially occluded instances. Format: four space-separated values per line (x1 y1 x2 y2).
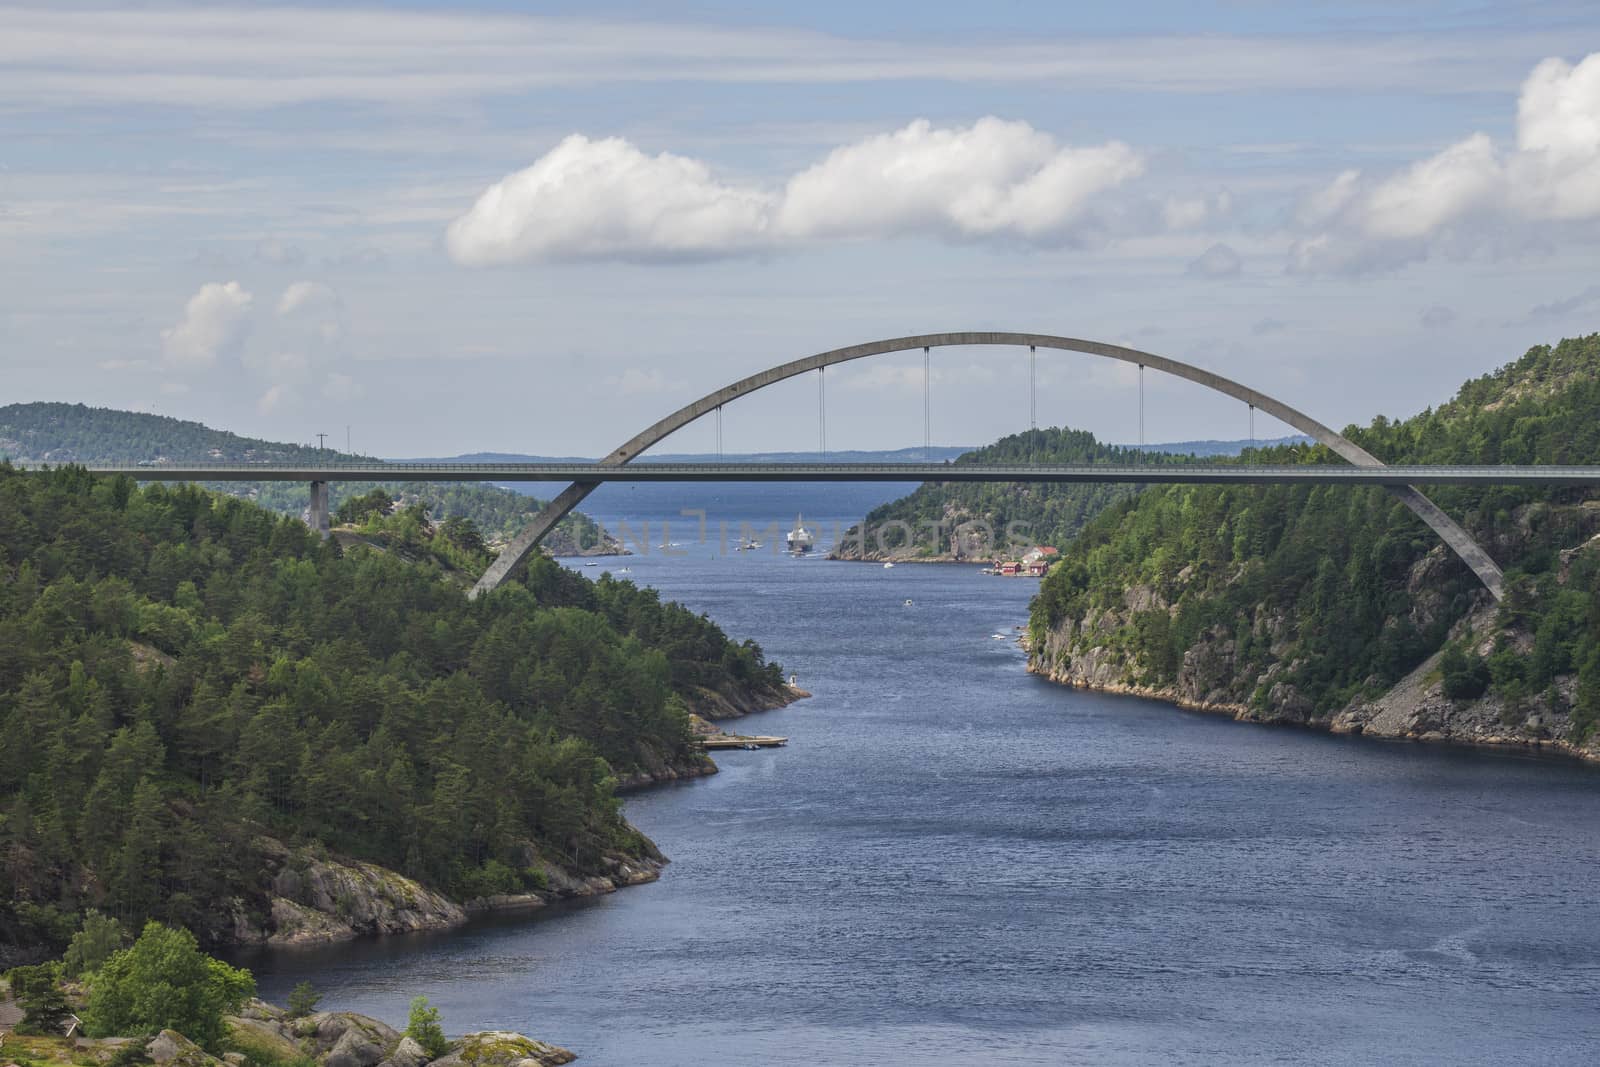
248 502 1600 1065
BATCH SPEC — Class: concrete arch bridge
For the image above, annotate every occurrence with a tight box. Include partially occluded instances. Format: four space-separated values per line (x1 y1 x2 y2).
469 332 1514 600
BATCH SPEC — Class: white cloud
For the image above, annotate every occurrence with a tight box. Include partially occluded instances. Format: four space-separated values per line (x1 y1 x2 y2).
447 135 773 265
775 119 1139 243
1291 51 1600 273
777 118 1142 242
1510 54 1600 220
160 281 252 369
1186 243 1243 278
447 119 1144 264
1359 133 1503 239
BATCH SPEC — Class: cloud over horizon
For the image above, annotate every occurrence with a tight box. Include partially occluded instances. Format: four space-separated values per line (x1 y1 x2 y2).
446 118 1145 265
1290 51 1600 274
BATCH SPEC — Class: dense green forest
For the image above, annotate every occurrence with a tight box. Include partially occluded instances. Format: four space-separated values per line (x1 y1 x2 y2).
0 403 609 553
1031 334 1600 735
0 465 786 959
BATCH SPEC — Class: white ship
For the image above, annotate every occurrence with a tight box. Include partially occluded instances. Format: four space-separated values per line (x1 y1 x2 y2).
786 514 815 554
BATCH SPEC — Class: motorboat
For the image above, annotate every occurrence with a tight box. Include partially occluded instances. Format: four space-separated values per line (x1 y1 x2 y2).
883 562 895 569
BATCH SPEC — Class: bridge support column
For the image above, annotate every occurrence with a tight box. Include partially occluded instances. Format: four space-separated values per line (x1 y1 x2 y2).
309 480 330 539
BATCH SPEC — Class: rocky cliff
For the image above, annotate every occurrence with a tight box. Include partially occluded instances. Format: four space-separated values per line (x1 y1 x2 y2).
222 839 665 948
1029 533 1600 762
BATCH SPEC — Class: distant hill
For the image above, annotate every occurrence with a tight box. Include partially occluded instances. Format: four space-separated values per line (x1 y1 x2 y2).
829 427 1273 562
0 403 610 554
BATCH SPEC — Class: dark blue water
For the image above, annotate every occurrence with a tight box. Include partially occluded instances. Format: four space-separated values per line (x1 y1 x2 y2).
246 498 1600 1065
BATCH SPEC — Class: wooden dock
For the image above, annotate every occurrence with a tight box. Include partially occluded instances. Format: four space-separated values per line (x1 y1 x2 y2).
699 735 788 749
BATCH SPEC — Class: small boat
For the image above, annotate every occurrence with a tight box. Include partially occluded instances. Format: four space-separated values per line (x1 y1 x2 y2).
883 562 895 569
904 598 914 606
585 561 598 567
992 633 1007 640
615 567 631 574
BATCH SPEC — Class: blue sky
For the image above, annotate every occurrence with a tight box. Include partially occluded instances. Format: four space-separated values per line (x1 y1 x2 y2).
3 1 1599 456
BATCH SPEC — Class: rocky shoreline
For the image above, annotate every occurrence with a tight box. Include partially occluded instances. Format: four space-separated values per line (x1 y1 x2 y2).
235 1000 572 1067
233 680 810 950
1027 600 1600 764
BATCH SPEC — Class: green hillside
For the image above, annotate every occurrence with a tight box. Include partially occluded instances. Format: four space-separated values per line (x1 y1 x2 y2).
833 427 1192 560
0 465 789 961
1029 334 1600 748
0 403 609 555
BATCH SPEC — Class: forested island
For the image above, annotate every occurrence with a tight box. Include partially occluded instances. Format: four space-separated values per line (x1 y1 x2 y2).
0 463 795 967
830 428 1301 563
0 404 615 556
1029 333 1600 758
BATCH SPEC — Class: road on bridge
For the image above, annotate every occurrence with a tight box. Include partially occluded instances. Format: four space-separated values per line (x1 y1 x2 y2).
55 461 1600 487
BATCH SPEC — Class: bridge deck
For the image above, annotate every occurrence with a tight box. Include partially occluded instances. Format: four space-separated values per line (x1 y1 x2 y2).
37 461 1600 486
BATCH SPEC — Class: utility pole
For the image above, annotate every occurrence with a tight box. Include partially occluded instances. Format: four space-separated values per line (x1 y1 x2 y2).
316 432 328 452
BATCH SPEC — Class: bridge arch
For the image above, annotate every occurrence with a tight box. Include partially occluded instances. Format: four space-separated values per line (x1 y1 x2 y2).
472 332 1504 600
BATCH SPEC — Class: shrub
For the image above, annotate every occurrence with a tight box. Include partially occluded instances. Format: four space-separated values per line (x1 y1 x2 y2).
84 921 255 1051
405 997 449 1060
285 981 321 1019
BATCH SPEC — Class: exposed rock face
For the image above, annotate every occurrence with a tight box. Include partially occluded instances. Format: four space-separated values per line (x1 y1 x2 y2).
223 1006 575 1067
147 1030 223 1067
431 1030 575 1067
247 845 467 946
385 1036 431 1067
1030 536 1600 761
227 1014 305 1063
222 834 675 947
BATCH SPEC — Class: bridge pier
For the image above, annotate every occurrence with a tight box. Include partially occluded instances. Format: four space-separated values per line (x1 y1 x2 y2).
309 480 330 539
